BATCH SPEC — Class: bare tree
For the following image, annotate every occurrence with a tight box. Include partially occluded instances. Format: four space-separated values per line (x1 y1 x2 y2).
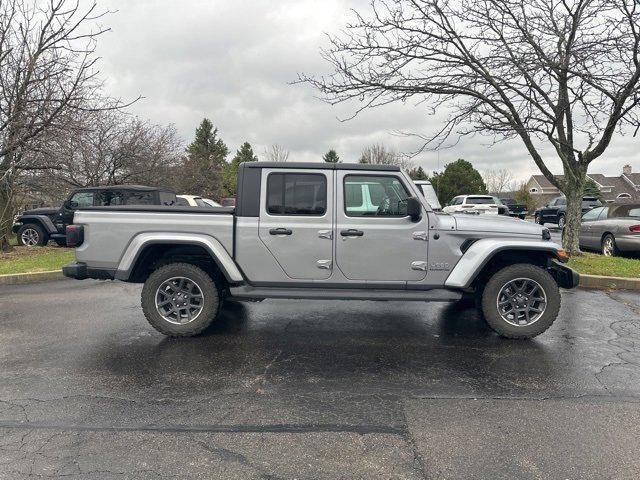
484 168 515 195
301 0 640 253
359 143 413 170
23 111 182 199
263 144 290 162
0 0 135 249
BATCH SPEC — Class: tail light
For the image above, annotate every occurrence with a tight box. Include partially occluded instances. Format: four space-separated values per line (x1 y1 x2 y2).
66 225 84 247
630 225 640 233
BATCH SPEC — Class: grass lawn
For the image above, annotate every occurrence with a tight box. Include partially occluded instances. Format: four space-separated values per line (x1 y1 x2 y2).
568 253 640 279
0 245 74 275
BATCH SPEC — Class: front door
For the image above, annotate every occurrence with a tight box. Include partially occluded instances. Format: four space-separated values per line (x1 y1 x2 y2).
59 191 95 232
335 171 428 281
258 168 334 280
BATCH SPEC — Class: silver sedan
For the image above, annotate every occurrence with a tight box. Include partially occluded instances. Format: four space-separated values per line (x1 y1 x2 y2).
579 203 640 256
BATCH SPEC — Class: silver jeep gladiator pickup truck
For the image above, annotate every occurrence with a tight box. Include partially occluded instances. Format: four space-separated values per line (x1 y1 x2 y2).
63 162 578 339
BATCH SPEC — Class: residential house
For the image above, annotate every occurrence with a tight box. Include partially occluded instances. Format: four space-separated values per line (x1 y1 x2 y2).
525 164 640 208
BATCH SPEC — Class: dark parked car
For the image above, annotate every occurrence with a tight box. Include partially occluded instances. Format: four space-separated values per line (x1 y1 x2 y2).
579 203 640 256
534 196 602 228
12 185 177 247
500 198 528 219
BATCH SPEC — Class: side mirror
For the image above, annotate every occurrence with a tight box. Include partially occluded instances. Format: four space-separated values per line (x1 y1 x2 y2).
406 197 422 222
67 200 79 209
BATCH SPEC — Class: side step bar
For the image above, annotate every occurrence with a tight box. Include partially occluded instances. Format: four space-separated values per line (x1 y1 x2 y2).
229 285 462 302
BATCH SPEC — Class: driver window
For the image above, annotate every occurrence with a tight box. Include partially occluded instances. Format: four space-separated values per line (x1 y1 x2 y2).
69 192 94 208
344 175 410 217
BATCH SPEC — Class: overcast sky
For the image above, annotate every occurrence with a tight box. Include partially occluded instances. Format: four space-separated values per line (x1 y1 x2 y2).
95 0 638 183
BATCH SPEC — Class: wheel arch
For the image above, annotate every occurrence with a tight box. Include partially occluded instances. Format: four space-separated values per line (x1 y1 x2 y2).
17 216 56 234
445 239 560 289
115 233 244 285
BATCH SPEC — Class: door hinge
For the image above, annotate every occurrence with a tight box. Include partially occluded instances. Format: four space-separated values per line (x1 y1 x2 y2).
317 259 332 269
412 231 428 241
318 230 332 240
411 261 428 271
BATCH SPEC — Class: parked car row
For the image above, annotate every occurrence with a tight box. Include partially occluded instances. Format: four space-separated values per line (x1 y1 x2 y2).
12 185 234 247
534 196 602 228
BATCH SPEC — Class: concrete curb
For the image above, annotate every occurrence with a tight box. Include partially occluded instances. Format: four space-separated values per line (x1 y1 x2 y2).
0 270 64 286
579 274 640 291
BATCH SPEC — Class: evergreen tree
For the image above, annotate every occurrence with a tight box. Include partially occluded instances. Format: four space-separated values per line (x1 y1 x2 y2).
222 142 258 197
408 166 428 180
180 118 229 198
323 149 340 163
433 159 487 205
583 178 602 200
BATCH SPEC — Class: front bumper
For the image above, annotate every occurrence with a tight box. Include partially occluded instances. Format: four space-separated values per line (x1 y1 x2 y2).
548 259 580 289
11 222 22 234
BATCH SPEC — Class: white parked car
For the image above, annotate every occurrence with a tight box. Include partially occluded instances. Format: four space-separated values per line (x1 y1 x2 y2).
413 180 442 210
443 195 500 215
176 195 221 207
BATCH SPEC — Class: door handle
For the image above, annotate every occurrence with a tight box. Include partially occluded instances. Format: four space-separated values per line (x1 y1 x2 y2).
340 229 364 237
269 228 292 236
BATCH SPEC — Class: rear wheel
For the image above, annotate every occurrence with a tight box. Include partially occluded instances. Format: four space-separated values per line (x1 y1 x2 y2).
557 214 566 229
17 224 48 247
141 263 221 336
481 264 561 339
601 234 619 257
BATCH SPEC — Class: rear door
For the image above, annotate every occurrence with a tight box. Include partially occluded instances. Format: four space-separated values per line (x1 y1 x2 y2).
258 168 334 280
335 171 428 281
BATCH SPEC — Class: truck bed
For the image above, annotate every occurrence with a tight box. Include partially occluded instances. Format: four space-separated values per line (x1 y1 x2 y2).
73 206 235 270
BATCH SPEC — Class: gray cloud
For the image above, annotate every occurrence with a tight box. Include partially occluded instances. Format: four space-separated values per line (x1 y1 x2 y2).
96 0 638 183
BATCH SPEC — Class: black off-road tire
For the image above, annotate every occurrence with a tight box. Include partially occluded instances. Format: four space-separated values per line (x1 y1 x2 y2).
17 223 48 247
481 264 561 339
141 263 221 337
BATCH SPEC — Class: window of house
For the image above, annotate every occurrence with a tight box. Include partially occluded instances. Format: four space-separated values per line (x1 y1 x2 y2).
267 173 327 216
529 188 538 193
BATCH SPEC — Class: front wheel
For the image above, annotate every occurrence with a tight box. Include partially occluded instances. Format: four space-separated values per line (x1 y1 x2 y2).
557 214 566 229
17 224 48 246
535 214 544 225
481 264 561 339
141 263 221 336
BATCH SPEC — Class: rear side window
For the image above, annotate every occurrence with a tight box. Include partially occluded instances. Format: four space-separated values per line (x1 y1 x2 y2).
125 191 155 205
175 197 189 206
95 190 125 206
267 173 327 216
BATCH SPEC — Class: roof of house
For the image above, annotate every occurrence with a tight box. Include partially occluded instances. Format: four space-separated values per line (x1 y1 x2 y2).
625 172 640 187
530 175 560 189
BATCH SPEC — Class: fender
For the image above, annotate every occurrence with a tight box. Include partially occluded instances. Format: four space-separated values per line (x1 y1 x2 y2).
444 238 562 288
16 215 58 234
114 232 244 283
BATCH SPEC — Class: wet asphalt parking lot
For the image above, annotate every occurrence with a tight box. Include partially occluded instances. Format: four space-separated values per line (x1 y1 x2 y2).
1 278 639 479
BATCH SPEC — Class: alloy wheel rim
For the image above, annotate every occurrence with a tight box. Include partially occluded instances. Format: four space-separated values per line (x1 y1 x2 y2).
496 278 547 327
558 217 565 228
21 228 40 246
155 276 204 325
603 238 614 256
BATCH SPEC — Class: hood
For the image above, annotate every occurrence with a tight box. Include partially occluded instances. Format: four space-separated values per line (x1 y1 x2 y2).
21 207 59 216
453 213 544 236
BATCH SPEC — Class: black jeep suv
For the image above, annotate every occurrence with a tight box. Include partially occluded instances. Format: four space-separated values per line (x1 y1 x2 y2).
13 185 177 247
534 196 602 228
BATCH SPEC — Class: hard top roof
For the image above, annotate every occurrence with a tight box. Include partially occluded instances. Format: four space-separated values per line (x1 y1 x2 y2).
242 162 400 172
76 184 174 192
